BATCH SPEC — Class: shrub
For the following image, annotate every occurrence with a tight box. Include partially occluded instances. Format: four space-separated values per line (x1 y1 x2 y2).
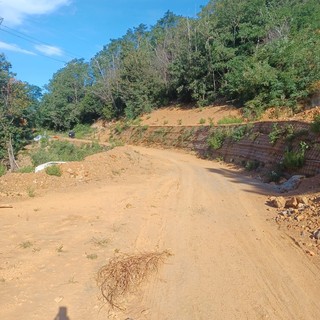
207 129 227 150
45 165 62 177
230 125 248 142
199 118 206 124
268 123 282 145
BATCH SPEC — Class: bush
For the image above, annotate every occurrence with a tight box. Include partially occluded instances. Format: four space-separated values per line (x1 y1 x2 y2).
268 123 282 145
207 129 227 150
230 125 248 142
45 165 62 177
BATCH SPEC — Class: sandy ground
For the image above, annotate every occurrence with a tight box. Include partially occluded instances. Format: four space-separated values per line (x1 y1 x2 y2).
1 146 320 319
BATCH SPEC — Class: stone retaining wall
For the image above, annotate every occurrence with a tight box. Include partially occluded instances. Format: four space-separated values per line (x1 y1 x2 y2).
116 121 320 177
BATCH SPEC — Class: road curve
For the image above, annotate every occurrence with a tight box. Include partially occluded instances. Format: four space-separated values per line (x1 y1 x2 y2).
0 146 319 320
125 146 320 320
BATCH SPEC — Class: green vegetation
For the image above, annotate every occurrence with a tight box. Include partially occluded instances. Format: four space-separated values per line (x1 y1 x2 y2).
18 165 35 173
199 118 206 125
0 163 6 176
207 129 227 150
283 141 309 170
268 123 282 145
33 0 320 131
45 165 62 177
71 124 94 139
245 160 260 171
217 116 243 125
311 115 320 133
31 140 103 166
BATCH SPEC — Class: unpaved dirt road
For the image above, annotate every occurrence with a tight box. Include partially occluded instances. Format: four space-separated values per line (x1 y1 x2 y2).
1 146 320 320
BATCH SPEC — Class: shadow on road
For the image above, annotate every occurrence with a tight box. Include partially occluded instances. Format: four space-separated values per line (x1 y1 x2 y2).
53 306 70 320
205 166 277 196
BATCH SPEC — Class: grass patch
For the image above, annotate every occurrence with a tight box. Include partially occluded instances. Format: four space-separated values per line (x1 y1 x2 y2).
97 250 172 310
217 116 243 125
71 123 95 139
18 165 35 173
45 165 62 177
199 118 206 125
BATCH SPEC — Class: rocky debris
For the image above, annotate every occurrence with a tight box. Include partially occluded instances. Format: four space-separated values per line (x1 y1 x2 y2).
276 175 305 193
271 193 320 256
268 195 308 209
269 196 286 208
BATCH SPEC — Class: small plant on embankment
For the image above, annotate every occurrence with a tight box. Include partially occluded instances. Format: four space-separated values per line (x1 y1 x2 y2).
45 165 62 177
217 116 243 125
283 141 309 170
207 128 227 150
311 115 320 133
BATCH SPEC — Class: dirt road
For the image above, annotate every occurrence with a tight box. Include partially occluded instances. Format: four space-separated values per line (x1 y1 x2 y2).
1 146 320 319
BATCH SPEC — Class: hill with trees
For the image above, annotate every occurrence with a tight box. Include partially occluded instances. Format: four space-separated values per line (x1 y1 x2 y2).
0 0 320 166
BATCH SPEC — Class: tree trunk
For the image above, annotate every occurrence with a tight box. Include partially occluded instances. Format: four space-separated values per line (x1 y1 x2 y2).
7 136 19 172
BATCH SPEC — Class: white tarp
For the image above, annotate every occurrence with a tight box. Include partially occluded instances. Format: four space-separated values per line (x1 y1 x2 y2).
35 161 66 173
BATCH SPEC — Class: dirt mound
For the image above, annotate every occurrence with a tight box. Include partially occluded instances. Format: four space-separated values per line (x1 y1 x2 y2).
0 146 151 201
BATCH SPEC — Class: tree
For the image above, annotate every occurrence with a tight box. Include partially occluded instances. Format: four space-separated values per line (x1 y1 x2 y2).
0 54 34 170
38 59 90 130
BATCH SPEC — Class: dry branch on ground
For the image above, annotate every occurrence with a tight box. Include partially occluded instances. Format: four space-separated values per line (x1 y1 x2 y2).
97 250 172 310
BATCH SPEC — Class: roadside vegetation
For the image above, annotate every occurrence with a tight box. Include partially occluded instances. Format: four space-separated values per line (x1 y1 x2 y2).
31 140 104 167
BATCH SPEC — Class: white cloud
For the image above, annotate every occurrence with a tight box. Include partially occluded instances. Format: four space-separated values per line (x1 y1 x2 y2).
0 40 35 55
0 0 71 26
35 44 63 56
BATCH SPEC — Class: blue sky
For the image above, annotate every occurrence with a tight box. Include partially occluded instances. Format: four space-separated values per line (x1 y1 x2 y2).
0 0 209 89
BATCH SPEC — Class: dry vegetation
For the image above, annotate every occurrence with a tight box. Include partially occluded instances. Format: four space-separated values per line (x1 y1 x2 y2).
97 250 172 310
